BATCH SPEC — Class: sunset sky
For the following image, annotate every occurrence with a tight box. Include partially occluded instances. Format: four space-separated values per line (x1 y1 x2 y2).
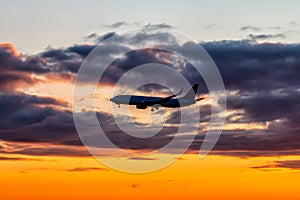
1 1 300 199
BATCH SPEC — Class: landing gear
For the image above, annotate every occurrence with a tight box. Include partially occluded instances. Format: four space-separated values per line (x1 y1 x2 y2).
151 104 161 112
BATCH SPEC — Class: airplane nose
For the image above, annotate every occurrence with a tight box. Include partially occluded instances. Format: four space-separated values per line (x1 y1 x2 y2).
109 98 112 101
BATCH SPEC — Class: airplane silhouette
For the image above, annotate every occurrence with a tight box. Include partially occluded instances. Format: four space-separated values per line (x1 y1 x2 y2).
110 84 204 111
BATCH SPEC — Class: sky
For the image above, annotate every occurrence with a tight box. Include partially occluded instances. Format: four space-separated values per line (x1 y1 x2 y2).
1 0 300 53
1 1 300 199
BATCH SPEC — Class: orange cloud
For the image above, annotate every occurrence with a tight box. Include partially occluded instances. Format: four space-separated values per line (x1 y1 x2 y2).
0 43 20 57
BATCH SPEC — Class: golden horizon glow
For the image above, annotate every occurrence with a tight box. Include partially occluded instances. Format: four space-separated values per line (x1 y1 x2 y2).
1 154 300 200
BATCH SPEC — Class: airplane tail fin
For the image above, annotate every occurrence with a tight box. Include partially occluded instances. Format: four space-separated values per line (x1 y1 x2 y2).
182 84 199 100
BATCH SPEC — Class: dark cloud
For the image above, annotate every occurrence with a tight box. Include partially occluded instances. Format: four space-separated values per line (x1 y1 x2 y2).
0 108 81 146
202 40 300 155
202 40 300 92
189 128 300 155
0 93 68 129
99 48 178 85
226 90 300 123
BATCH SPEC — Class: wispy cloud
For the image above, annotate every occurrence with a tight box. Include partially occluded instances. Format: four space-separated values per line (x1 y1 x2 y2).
100 21 129 29
143 22 174 29
252 160 300 170
66 167 109 172
0 156 41 161
128 157 158 160
248 33 286 40
240 26 261 31
289 20 297 26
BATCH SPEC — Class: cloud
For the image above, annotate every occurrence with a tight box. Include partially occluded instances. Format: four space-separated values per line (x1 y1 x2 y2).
248 33 286 40
1 31 300 158
252 160 300 170
143 23 174 29
202 40 300 92
131 183 139 188
289 20 297 26
99 21 173 30
1 145 90 157
96 32 116 43
0 156 41 161
128 157 158 160
100 21 129 29
66 167 109 172
210 150 300 158
269 26 281 30
274 160 300 169
240 26 261 31
206 24 218 29
0 92 68 129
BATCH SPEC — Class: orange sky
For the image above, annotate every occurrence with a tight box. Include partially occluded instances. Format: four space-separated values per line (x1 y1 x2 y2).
1 154 300 200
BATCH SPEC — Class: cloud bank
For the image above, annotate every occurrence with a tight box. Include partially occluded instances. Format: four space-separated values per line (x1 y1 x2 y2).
0 29 299 159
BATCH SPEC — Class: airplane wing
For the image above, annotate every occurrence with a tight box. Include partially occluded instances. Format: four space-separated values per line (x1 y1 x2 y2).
147 88 183 105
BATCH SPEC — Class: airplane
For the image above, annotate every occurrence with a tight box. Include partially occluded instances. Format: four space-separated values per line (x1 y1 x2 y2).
110 84 204 111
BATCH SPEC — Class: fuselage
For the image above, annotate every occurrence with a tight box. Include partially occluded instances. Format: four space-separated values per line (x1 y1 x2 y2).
110 95 195 108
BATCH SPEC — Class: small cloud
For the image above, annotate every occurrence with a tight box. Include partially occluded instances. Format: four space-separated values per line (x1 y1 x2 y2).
0 156 41 161
251 165 273 169
66 167 109 172
97 32 116 42
240 26 261 31
248 33 286 40
128 157 158 160
143 23 174 29
84 31 116 43
85 33 98 40
269 26 281 30
100 21 129 29
275 160 300 170
252 160 300 171
164 179 175 182
206 24 218 29
289 20 297 26
131 183 139 188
